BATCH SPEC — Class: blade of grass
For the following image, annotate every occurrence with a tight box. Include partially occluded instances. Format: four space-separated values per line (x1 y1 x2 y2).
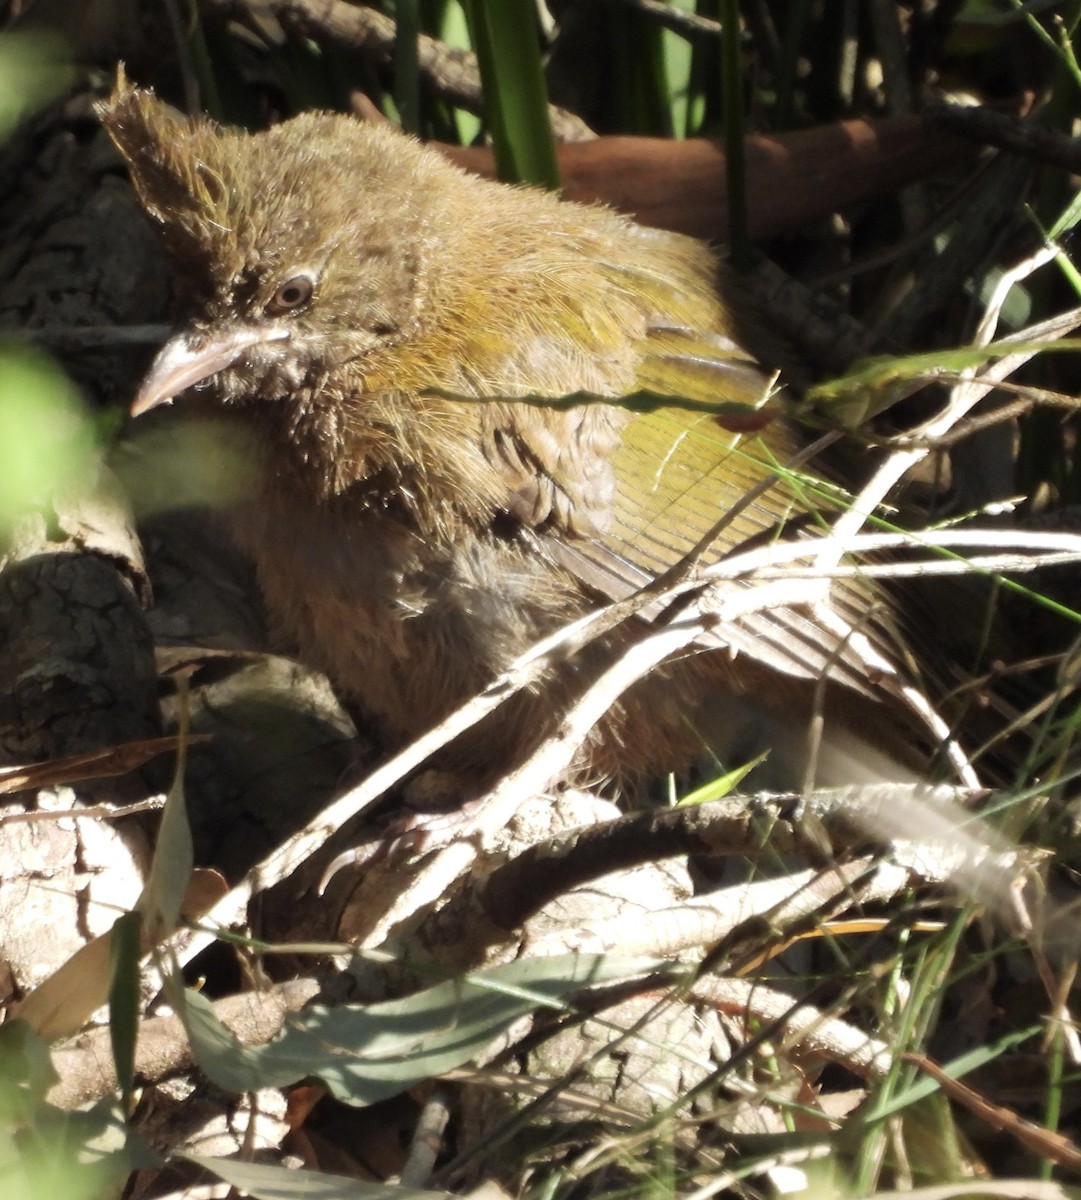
610 3 673 136
720 0 749 267
464 0 559 188
394 0 422 134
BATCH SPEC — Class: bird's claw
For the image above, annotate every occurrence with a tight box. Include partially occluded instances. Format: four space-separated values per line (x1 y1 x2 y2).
319 796 490 893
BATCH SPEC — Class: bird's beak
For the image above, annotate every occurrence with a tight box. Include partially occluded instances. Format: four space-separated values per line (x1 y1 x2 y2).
132 327 287 417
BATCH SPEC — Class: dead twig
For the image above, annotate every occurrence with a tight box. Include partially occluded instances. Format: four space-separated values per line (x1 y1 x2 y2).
927 101 1081 174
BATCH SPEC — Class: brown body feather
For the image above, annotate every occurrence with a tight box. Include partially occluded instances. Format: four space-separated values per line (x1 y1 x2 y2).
100 83 929 787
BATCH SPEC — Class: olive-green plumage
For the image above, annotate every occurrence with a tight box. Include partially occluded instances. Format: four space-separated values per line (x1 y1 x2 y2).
100 81 925 786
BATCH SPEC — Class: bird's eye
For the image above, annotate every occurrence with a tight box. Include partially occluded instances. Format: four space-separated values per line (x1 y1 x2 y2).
266 274 315 315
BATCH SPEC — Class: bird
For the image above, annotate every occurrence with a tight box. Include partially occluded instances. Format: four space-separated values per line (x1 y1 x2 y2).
98 80 938 793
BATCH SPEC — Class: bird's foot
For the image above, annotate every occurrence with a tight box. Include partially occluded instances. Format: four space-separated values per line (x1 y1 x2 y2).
318 770 490 891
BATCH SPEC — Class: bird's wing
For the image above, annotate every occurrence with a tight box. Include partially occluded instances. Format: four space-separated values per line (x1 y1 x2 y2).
452 221 914 703
545 323 913 702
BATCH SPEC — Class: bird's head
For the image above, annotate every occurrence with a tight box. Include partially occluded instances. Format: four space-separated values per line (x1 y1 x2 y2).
98 80 449 424
100 81 777 528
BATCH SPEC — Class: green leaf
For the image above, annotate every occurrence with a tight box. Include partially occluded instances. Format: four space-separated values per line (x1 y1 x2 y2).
0 1055 159 1200
0 343 96 533
138 695 194 941
108 911 143 1111
807 337 1081 424
677 752 769 804
862 1025 1042 1122
178 954 663 1105
186 1154 452 1200
0 1021 59 1105
0 32 73 139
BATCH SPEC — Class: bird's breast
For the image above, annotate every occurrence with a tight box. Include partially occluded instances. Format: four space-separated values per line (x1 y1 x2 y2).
226 485 587 741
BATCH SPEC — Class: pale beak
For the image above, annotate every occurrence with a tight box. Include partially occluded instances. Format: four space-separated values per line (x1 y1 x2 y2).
131 327 289 417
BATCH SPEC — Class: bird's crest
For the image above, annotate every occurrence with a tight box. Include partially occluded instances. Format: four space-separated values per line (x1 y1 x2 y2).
97 72 234 271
